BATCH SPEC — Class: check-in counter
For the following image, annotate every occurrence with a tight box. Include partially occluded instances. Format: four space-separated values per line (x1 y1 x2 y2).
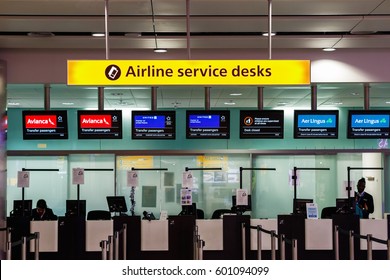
85 220 113 251
359 219 388 250
196 219 223 251
141 220 168 251
305 219 333 250
250 219 278 250
30 220 58 252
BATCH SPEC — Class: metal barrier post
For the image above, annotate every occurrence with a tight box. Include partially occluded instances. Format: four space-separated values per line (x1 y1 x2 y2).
123 224 127 260
101 240 108 260
108 235 114 260
241 223 246 260
193 226 198 260
6 240 12 260
270 230 276 260
114 231 119 260
21 236 27 260
349 230 354 260
257 225 262 260
366 234 372 260
34 232 40 260
280 234 285 260
292 239 298 260
197 237 204 260
334 225 339 260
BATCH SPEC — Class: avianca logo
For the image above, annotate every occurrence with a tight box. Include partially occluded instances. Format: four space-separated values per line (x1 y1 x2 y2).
25 115 57 128
80 115 112 128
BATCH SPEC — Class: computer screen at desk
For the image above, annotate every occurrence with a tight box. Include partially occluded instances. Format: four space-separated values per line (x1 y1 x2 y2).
12 199 32 216
294 198 313 216
66 200 86 217
106 196 128 213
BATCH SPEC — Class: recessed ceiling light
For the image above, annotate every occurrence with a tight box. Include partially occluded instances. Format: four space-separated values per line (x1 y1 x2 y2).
350 92 359 96
386 101 390 104
230 93 242 96
322 47 336 52
92 32 105 37
154 48 167 53
262 32 276 36
8 102 20 106
62 102 74 105
224 101 236 105
124 32 142 38
277 102 289 106
27 32 55 37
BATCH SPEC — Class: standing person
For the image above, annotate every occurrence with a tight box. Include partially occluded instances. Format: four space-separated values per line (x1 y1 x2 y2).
354 177 374 219
31 199 58 220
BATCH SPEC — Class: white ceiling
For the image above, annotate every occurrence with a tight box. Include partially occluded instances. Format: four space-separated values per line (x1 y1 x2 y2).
2 0 390 109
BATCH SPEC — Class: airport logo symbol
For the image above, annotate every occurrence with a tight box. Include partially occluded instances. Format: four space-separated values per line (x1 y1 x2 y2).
105 65 121 80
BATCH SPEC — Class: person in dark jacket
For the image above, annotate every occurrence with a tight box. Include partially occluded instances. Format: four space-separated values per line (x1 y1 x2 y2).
31 199 57 220
354 177 374 219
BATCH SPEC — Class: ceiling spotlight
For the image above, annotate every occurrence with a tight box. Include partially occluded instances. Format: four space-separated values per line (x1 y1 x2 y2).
154 48 167 53
27 32 55 37
92 32 105 37
224 101 236 105
262 32 276 36
230 93 242 96
322 47 336 52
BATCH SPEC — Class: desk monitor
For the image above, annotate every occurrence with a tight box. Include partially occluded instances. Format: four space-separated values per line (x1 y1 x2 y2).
179 203 197 217
232 195 252 214
336 197 355 214
12 199 33 216
106 196 128 213
294 198 313 216
66 200 86 217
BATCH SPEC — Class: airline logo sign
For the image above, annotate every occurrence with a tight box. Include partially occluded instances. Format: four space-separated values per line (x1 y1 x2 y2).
80 115 113 128
67 60 310 86
25 115 57 128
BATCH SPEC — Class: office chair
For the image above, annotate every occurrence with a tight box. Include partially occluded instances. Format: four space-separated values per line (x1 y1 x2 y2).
321 207 337 219
87 210 111 220
196 209 205 219
211 209 234 219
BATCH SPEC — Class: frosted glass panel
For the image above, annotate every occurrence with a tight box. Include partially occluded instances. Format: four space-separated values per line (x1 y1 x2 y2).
68 154 115 214
6 156 68 216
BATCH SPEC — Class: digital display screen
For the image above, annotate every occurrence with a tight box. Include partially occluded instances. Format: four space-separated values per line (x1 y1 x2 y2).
347 110 390 138
294 110 339 138
132 110 176 139
22 110 68 140
77 110 122 139
240 110 284 138
186 110 230 139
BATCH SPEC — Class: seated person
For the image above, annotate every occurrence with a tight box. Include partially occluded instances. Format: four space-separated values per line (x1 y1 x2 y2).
31 199 58 221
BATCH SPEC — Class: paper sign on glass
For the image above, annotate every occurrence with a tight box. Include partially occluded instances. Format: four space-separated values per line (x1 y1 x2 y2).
182 171 193 188
127 170 139 187
180 188 192 206
17 171 30 188
72 168 84 184
236 189 248 206
306 203 318 219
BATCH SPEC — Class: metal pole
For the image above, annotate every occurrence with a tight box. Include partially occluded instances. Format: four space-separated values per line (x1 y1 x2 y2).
123 224 127 260
21 236 27 260
186 0 191 60
257 225 262 260
311 84 317 110
101 240 108 260
114 231 120 260
292 239 298 260
334 225 339 260
108 235 114 260
205 87 211 110
197 237 204 260
366 234 372 260
34 232 40 260
151 87 158 111
257 87 264 110
6 240 11 260
267 0 272 59
270 230 276 260
364 83 370 110
44 84 50 110
104 0 110 60
98 87 104 110
241 223 246 260
349 230 354 260
280 234 285 260
193 225 198 260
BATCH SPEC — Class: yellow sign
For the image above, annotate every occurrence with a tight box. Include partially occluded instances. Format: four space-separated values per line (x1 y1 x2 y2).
67 60 310 86
117 156 154 170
